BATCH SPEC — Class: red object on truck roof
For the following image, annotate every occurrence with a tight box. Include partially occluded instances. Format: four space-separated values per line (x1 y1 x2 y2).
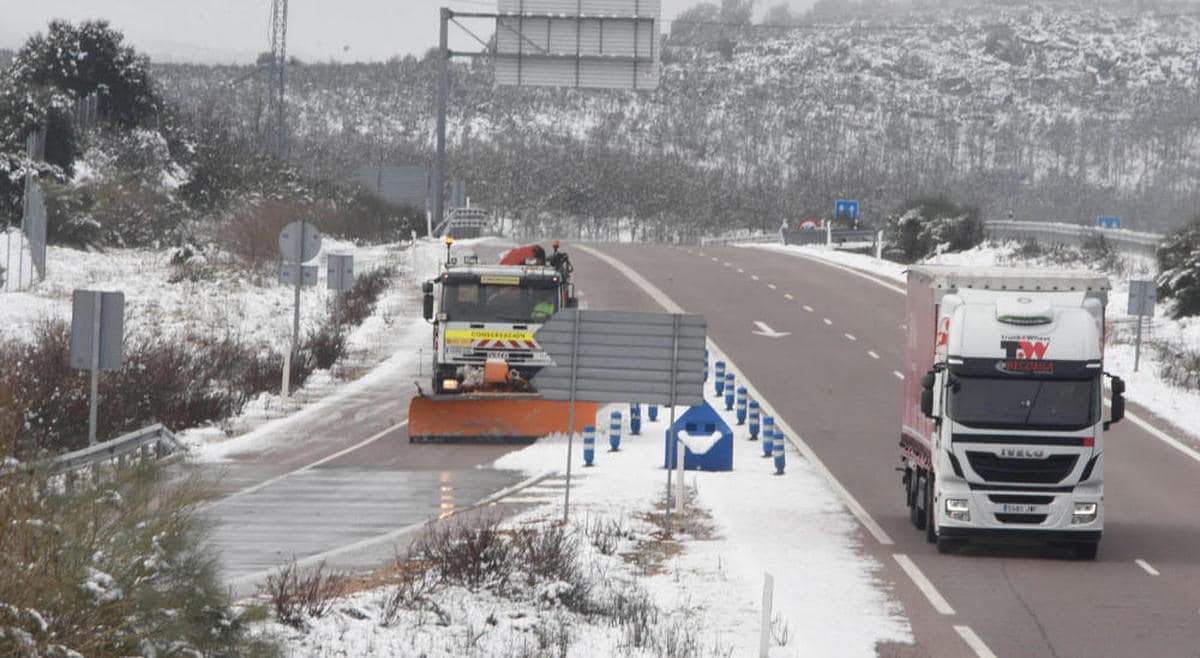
500 245 547 266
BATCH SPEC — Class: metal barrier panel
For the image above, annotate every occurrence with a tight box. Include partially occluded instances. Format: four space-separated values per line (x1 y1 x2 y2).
983 221 1164 259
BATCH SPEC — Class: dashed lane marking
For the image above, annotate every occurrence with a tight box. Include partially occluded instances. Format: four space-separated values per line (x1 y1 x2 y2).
868 350 880 359
1136 559 1160 576
893 370 905 380
737 268 745 274
574 243 894 546
802 305 814 312
767 283 777 290
751 275 760 281
823 318 833 325
723 261 731 267
845 333 857 341
784 293 794 300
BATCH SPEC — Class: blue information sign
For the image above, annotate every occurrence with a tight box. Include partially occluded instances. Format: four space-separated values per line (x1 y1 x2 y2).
835 200 859 220
1097 216 1121 229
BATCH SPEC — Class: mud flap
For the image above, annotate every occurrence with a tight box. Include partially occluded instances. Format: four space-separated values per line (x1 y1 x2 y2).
408 396 599 443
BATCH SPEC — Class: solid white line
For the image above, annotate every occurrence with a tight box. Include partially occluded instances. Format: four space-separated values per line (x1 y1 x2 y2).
868 350 880 359
1124 408 1200 465
954 625 997 658
823 318 833 325
802 305 813 312
751 275 760 281
574 244 894 546
767 283 777 290
893 554 956 615
893 370 905 380
746 245 906 294
210 420 409 506
845 333 857 342
784 293 794 300
1135 559 1160 576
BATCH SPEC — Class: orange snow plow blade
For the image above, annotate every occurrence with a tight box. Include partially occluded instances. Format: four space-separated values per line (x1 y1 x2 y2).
408 395 598 443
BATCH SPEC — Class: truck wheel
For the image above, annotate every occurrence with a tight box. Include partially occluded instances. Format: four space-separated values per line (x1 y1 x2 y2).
910 470 926 530
924 475 937 544
1073 542 1099 560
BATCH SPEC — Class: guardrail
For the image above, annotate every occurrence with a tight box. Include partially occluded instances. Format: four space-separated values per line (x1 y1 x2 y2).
984 221 1165 259
699 233 781 246
2 424 187 481
781 228 878 246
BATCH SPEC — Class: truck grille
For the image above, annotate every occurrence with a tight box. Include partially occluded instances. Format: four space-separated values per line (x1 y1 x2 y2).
966 452 1078 484
995 513 1048 524
987 494 1054 505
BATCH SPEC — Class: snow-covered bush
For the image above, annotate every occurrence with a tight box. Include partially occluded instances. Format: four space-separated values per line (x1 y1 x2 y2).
885 197 984 262
0 459 280 656
263 561 347 629
1156 215 1200 318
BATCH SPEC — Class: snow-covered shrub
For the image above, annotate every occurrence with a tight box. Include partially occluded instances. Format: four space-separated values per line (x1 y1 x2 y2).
410 515 516 590
885 197 984 262
1079 231 1125 275
0 323 317 457
0 458 281 656
1154 340 1200 390
334 265 398 327
262 561 347 629
1156 215 1200 318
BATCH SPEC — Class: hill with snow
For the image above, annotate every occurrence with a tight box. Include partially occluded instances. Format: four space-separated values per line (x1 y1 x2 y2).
156 0 1200 237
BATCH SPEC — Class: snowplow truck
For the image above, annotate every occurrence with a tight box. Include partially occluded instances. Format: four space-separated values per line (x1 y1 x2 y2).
409 240 597 442
901 266 1126 559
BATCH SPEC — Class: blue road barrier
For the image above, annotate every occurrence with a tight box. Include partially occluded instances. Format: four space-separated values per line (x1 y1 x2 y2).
714 360 726 396
648 404 659 422
736 387 747 425
723 373 735 411
773 431 786 474
630 403 642 435
748 401 760 440
762 416 775 458
583 425 595 467
609 411 622 451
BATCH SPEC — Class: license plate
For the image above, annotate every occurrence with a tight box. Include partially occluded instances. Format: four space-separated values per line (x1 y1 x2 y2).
1001 504 1038 513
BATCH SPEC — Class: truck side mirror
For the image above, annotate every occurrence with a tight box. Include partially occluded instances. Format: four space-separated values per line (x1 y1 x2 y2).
1106 376 1125 429
919 370 936 418
422 287 434 321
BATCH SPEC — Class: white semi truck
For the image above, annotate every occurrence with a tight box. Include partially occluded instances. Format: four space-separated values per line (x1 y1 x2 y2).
901 267 1126 558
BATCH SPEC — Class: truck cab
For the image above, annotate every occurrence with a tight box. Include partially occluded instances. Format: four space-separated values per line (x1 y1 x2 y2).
902 268 1125 558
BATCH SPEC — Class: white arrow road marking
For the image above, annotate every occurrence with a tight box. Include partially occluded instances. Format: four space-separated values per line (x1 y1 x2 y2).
752 321 791 338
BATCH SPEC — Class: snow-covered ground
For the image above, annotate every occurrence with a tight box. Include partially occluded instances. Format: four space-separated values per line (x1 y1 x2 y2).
266 342 911 656
746 241 1200 444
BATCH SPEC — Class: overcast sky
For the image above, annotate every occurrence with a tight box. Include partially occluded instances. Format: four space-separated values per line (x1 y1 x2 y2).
0 0 816 64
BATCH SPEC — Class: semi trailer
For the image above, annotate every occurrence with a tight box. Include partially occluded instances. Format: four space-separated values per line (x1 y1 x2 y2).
901 266 1126 558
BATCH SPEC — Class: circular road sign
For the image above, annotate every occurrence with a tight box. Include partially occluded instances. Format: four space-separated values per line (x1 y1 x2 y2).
278 220 322 263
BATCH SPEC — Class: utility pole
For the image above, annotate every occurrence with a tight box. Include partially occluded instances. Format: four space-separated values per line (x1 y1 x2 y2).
267 0 289 159
433 8 450 236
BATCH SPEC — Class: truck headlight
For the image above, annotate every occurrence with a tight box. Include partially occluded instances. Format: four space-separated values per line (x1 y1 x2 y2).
1072 502 1098 525
945 498 970 522
442 378 459 391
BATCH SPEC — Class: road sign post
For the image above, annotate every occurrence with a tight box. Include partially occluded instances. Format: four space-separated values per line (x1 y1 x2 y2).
532 310 705 528
278 221 321 398
70 290 125 446
1128 280 1156 372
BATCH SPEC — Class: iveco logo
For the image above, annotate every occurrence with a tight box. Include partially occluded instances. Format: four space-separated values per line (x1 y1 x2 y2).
999 448 1046 459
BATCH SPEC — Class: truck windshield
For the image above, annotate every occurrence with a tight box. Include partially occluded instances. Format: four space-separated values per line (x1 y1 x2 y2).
948 375 1100 431
442 283 559 323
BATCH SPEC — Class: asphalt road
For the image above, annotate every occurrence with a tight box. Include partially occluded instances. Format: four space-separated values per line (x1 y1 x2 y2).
200 241 537 591
569 242 1200 658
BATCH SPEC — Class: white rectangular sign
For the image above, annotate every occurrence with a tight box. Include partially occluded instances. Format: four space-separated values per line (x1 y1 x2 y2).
495 0 660 90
